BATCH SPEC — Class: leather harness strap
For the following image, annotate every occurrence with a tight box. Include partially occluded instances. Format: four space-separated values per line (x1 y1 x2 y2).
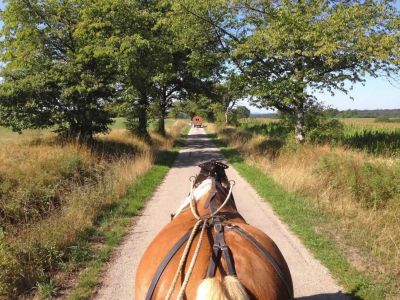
206 194 236 278
226 223 294 300
145 230 193 300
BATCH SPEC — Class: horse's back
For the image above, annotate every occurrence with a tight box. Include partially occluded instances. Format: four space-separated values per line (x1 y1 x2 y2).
224 223 293 299
135 216 208 299
135 217 292 300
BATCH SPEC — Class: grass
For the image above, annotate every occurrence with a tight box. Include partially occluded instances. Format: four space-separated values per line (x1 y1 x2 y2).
109 117 178 130
341 118 400 128
338 118 400 156
0 121 188 299
67 132 187 299
342 126 400 156
110 117 127 129
238 117 400 156
0 126 49 144
208 124 400 299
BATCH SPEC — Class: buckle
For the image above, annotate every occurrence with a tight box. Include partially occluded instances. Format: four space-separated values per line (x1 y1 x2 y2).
220 245 228 251
214 222 223 232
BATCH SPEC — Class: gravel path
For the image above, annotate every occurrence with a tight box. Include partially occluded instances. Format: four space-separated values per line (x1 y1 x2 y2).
94 127 348 300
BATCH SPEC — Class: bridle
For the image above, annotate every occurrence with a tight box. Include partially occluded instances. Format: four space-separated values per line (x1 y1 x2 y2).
188 176 235 220
194 160 230 189
145 160 294 300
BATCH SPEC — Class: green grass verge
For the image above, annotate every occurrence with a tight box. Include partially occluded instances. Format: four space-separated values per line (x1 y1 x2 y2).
207 132 385 300
110 117 127 129
110 118 186 130
66 127 189 300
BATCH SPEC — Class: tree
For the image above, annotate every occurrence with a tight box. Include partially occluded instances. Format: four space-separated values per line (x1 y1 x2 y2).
171 95 217 121
239 0 399 142
85 0 220 138
117 0 162 139
75 0 163 139
235 106 250 119
151 49 216 135
167 0 230 121
213 75 247 124
169 76 246 125
0 0 117 142
175 0 400 142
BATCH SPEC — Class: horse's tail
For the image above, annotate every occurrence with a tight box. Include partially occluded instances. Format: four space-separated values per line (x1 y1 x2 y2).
196 276 249 300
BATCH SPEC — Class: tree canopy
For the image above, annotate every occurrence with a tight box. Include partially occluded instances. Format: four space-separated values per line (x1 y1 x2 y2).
174 0 400 141
0 0 118 141
0 0 399 142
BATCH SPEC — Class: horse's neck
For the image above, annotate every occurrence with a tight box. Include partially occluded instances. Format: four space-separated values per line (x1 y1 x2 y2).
198 183 237 215
173 178 237 219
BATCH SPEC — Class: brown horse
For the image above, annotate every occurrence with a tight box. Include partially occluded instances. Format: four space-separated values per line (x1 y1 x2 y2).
135 160 293 300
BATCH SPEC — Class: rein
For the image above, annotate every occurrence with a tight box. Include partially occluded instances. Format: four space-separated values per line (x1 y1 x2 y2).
165 218 207 300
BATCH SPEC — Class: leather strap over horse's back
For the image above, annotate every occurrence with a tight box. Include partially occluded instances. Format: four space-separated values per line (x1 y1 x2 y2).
144 222 293 300
206 194 236 278
206 204 293 299
145 230 193 300
226 224 294 300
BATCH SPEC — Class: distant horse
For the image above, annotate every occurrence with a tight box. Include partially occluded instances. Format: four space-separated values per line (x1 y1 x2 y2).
135 160 293 300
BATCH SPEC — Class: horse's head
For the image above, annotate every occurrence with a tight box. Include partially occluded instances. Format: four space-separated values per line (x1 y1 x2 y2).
194 160 230 189
173 160 236 218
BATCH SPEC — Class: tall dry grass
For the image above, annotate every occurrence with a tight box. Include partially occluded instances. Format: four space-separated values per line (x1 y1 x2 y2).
342 118 400 129
211 124 400 295
0 121 187 298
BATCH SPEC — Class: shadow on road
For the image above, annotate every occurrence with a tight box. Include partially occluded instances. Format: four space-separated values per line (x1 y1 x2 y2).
164 131 227 168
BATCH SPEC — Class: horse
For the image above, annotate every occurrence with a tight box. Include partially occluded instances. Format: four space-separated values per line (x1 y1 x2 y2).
135 160 293 300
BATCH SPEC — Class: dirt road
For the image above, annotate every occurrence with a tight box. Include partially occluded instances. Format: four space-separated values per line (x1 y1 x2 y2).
94 128 347 300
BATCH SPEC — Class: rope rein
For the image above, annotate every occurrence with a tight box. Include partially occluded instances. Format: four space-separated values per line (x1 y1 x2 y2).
211 181 234 216
176 220 207 300
165 177 235 299
165 219 203 300
189 176 235 219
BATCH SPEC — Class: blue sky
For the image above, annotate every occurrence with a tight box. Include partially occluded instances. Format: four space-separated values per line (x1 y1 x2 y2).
0 1 399 113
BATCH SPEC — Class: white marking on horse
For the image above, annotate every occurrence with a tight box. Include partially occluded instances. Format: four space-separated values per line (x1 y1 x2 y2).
174 179 215 217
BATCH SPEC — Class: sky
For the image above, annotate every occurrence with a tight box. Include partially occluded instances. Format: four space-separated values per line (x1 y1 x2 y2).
0 1 399 113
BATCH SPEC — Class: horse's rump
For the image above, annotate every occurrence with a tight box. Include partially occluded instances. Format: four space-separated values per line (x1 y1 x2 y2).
135 219 292 299
135 161 293 299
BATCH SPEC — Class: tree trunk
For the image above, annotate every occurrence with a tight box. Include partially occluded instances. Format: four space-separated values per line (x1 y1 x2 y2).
224 97 235 125
157 117 165 136
137 95 150 139
78 130 91 144
157 93 167 136
294 109 305 143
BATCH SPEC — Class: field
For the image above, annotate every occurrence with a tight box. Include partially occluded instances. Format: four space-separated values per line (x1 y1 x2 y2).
211 117 400 298
0 120 187 298
340 119 400 156
241 117 400 156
